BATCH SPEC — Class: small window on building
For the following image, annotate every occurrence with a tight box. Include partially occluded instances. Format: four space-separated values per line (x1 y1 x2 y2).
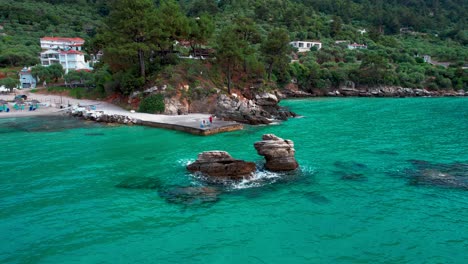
299 43 304 48
307 43 311 48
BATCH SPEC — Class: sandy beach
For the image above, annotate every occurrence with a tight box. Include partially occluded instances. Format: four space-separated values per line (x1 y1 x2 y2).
0 91 195 120
0 92 119 118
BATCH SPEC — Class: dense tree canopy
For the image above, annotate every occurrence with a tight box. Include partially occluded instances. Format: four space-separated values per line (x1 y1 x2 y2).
98 0 161 80
0 0 466 94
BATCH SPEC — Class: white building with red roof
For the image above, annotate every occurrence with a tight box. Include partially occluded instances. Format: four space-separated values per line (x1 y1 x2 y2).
40 37 85 51
39 36 91 73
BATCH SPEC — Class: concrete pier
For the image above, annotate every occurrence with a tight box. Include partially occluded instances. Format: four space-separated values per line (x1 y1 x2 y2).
70 106 243 136
138 119 243 136
128 112 244 135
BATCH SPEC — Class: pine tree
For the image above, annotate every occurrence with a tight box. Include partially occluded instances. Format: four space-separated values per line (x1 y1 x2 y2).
98 0 160 79
261 28 291 81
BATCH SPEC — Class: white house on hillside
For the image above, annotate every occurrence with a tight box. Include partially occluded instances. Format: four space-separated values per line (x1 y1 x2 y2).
290 41 322 52
347 43 367 50
39 36 92 73
40 37 85 51
40 49 91 73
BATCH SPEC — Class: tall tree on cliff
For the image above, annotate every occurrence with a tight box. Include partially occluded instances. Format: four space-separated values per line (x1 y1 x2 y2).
232 17 262 73
260 28 291 81
215 26 244 94
187 14 214 58
157 0 190 52
98 0 160 80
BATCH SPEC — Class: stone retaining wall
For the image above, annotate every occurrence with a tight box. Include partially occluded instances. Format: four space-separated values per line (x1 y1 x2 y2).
68 106 138 124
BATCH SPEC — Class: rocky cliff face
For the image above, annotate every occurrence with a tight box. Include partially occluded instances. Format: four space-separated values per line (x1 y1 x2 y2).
135 87 297 125
254 134 299 171
215 93 296 125
164 98 189 115
186 151 256 180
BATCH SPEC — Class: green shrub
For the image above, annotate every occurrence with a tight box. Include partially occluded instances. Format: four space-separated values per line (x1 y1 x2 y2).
70 88 84 99
139 94 165 113
164 84 177 97
0 77 19 89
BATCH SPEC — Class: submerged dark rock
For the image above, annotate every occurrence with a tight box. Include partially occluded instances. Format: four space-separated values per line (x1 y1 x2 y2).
340 173 368 181
302 191 331 204
374 150 399 156
158 186 221 205
115 177 162 190
332 161 369 181
334 161 367 170
397 160 468 190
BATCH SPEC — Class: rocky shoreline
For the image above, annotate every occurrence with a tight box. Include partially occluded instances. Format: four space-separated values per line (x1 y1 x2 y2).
66 86 467 131
68 106 138 124
281 86 467 98
215 92 296 125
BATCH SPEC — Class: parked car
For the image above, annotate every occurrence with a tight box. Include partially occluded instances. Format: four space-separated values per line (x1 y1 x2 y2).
14 95 27 100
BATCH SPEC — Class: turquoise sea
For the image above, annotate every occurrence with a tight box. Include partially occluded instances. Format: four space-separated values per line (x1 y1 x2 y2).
1 98 467 264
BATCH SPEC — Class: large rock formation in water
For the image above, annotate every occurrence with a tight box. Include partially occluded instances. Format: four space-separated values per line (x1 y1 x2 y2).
254 134 299 171
186 151 256 180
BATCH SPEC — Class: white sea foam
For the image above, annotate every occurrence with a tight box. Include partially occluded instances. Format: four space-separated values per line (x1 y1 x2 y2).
229 170 282 190
177 158 195 167
185 161 316 190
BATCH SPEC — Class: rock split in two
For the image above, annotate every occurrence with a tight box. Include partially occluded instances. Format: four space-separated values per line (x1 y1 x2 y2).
187 134 299 180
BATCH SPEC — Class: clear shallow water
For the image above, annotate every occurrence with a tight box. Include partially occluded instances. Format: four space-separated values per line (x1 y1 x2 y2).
1 98 467 264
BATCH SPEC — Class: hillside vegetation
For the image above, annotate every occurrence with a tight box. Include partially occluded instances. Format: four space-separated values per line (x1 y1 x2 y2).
0 0 466 96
